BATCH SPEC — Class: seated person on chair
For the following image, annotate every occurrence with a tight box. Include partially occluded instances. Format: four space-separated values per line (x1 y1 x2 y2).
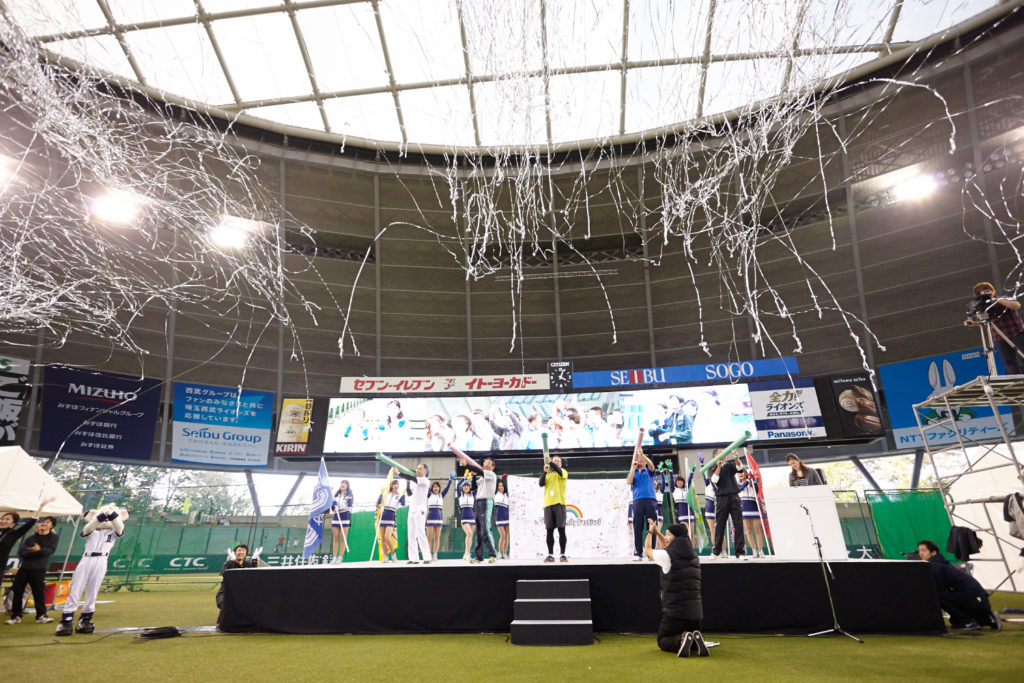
215 544 260 609
918 540 999 631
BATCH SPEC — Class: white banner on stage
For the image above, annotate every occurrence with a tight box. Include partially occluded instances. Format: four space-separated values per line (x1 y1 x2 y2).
763 486 848 561
506 475 633 559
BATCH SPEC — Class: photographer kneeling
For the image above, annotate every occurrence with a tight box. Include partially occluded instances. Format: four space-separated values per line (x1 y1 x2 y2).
964 281 1024 374
645 519 709 658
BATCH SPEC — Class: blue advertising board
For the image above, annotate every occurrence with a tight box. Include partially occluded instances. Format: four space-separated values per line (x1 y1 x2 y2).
878 348 1012 447
571 357 799 389
171 382 273 467
39 365 162 459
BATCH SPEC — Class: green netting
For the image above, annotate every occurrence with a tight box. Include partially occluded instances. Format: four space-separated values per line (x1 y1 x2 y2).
865 490 953 561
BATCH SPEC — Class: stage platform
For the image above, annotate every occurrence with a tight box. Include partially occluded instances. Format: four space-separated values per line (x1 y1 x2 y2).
218 558 945 636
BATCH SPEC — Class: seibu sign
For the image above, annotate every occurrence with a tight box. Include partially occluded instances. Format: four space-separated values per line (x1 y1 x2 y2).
575 357 799 389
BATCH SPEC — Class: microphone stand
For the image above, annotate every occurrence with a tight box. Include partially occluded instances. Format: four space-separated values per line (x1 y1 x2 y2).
803 504 863 643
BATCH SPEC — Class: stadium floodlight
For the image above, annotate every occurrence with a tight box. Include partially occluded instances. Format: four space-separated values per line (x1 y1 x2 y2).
209 215 266 250
89 188 147 226
891 174 938 203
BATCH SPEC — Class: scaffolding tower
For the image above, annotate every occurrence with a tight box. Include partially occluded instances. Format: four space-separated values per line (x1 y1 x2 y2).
913 375 1024 592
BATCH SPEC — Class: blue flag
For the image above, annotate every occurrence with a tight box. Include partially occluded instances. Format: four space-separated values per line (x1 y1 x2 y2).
303 458 332 559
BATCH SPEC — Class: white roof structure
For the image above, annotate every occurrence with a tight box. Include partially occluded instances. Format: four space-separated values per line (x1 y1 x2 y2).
3 0 1007 152
0 446 83 517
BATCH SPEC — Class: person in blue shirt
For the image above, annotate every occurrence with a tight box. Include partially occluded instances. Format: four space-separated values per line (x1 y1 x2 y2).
626 430 659 560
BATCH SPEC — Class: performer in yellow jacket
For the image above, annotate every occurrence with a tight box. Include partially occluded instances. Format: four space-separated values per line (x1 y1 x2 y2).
539 456 568 563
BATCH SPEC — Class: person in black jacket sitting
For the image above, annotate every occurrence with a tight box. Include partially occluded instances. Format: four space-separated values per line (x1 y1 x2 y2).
215 544 260 609
645 519 709 658
5 516 59 624
918 540 1000 631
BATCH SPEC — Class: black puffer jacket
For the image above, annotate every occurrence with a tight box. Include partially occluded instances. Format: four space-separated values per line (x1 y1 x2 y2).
660 534 703 621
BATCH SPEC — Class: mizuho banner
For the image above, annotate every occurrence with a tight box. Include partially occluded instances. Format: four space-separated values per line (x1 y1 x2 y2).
506 475 633 559
39 365 162 460
749 378 826 440
171 382 273 467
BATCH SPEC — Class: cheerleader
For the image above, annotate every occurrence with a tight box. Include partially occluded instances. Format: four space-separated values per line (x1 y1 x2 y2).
331 480 353 563
703 449 720 541
654 480 665 527
376 479 406 562
456 480 476 561
671 474 693 525
426 475 454 560
738 470 766 557
494 478 510 559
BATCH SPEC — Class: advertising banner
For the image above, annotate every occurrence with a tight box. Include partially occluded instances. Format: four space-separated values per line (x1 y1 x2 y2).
506 475 633 559
171 382 273 467
104 552 346 575
339 373 549 394
0 355 31 445
571 357 799 389
322 384 757 454
749 378 826 440
39 365 161 459
878 348 1011 447
827 373 885 438
275 398 314 456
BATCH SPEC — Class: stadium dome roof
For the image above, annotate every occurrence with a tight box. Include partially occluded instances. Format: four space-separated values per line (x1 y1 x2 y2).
5 1 1009 153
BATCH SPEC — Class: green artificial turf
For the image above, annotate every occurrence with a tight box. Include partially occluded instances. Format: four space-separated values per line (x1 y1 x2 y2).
1 582 1021 682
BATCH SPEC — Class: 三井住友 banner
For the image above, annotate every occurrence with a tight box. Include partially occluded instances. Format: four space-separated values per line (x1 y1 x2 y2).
172 382 273 467
39 365 162 459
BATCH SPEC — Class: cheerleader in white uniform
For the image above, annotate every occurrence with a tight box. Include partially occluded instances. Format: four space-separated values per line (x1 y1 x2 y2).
738 470 766 557
426 475 454 560
703 449 720 541
331 480 353 563
654 480 664 528
457 480 476 561
671 474 693 524
494 478 510 559
376 479 406 562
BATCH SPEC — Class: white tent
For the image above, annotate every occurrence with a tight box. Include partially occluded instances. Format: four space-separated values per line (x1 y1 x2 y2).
0 446 83 516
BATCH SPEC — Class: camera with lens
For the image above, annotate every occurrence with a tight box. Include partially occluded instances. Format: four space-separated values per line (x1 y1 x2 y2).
966 291 993 322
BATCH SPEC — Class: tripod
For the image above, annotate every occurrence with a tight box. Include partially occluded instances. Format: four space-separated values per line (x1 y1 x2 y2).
803 504 863 643
975 301 1024 377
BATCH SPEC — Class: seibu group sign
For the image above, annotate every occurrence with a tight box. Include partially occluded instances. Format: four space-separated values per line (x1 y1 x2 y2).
572 357 799 389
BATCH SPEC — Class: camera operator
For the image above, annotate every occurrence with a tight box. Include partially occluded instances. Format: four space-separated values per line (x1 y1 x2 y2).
964 281 1024 374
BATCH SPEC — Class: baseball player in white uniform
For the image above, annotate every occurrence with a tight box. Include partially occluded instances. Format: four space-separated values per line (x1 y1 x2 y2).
55 504 128 636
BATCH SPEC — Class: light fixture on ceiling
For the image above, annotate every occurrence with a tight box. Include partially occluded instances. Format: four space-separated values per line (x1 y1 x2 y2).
891 174 938 203
209 215 266 250
0 155 20 189
89 188 147 226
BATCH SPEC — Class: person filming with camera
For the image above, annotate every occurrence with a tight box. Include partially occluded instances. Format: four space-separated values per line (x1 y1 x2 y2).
964 281 1024 374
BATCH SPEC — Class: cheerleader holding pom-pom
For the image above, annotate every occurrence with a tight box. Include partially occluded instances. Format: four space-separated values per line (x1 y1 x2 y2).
426 475 454 561
456 480 476 561
494 477 511 559
738 470 767 558
672 474 694 525
376 479 406 563
330 480 353 563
